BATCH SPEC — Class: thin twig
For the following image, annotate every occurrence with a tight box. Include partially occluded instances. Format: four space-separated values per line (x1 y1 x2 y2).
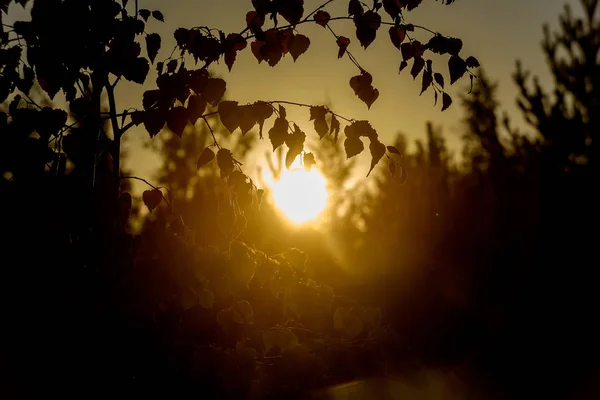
119 175 172 208
203 116 221 150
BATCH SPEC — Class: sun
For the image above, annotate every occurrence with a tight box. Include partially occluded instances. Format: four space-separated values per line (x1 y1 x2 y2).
264 159 329 224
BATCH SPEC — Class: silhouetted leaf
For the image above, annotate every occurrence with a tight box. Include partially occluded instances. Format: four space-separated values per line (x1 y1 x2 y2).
142 189 162 212
252 101 273 138
309 106 328 138
218 100 240 133
421 66 433 94
387 145 401 155
269 107 288 150
303 152 315 170
344 137 363 159
314 10 330 27
224 33 248 71
434 72 444 88
275 0 304 25
448 55 467 85
166 59 178 74
349 71 379 108
217 148 235 178
167 106 188 137
411 56 425 79
400 42 415 61
285 123 305 168
123 57 150 84
17 65 34 94
367 139 385 177
355 10 381 49
145 33 161 63
466 56 480 68
389 26 406 49
187 94 206 124
203 78 226 106
143 108 167 137
399 60 408 73
336 36 350 59
197 147 215 169
441 92 452 111
289 34 310 61
138 9 151 21
151 10 164 22
329 114 341 142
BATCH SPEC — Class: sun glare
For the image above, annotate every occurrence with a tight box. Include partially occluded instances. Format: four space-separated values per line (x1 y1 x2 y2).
264 159 329 224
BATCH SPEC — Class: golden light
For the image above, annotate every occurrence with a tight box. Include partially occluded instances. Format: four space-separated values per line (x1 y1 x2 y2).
264 157 329 224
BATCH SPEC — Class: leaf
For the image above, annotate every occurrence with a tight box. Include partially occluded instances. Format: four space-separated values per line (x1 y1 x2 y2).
252 101 273 139
275 0 304 25
344 137 364 159
345 120 377 140
349 71 379 109
314 10 330 27
466 56 480 68
217 148 235 178
187 94 207 124
36 107 67 139
387 145 401 155
434 72 444 88
218 100 240 133
263 329 299 353
400 42 415 61
285 123 305 168
145 33 161 64
197 147 215 169
166 59 178 74
399 60 408 73
333 307 363 339
123 57 150 84
138 9 151 21
355 10 381 49
167 106 189 137
231 300 254 324
441 92 452 111
367 139 385 177
329 114 341 142
420 67 433 94
388 26 406 49
336 36 350 59
142 189 162 212
202 78 226 106
224 33 248 71
448 55 467 85
268 111 289 151
398 164 408 184
303 152 315 171
151 10 164 22
289 34 310 62
389 161 396 176
309 106 328 139
410 56 425 79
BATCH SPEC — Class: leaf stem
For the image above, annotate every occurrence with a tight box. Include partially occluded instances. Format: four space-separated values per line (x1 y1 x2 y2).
203 116 221 149
119 175 172 208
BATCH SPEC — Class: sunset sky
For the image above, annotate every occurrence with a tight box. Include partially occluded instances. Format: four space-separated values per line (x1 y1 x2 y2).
5 0 583 181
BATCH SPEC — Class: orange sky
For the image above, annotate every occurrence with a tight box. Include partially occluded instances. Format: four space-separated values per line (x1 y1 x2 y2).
4 0 582 182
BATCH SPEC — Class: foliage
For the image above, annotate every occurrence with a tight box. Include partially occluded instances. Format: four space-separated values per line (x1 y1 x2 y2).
0 0 481 397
